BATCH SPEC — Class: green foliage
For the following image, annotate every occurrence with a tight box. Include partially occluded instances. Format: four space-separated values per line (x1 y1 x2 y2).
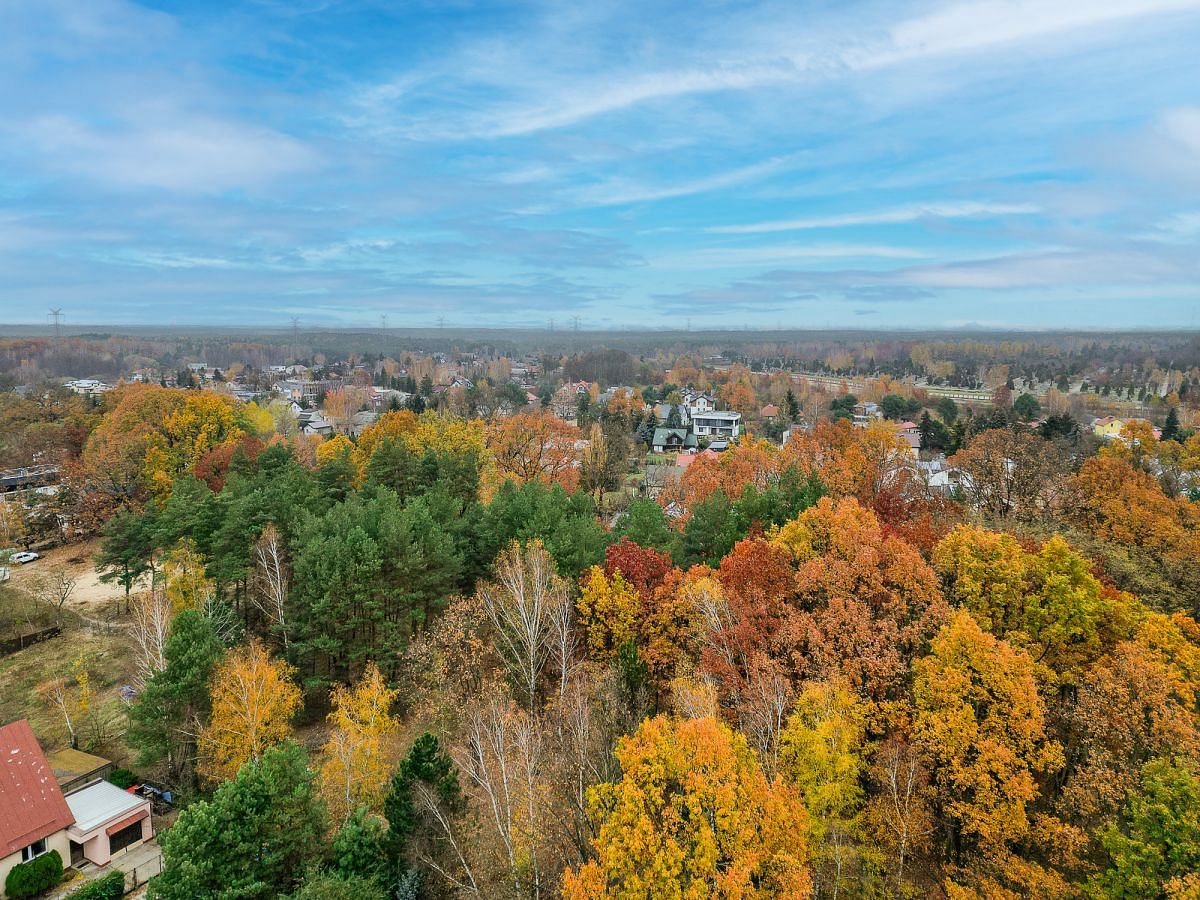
880 393 922 421
108 767 137 789
1013 393 1041 422
478 480 610 577
287 873 388 900
676 489 739 567
384 733 463 875
332 807 389 884
66 871 125 900
150 743 327 900
1089 758 1200 899
829 394 857 421
613 499 674 552
5 850 63 898
95 506 157 597
129 609 224 780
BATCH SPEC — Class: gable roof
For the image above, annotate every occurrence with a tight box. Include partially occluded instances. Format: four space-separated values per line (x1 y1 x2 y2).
0 720 76 857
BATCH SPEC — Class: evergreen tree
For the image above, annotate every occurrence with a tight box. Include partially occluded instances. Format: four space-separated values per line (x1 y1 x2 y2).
1162 407 1182 443
150 743 327 900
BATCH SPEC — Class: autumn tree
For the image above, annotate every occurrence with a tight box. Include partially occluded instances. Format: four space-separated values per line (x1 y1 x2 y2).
934 526 1138 683
198 639 302 782
913 611 1063 880
320 662 401 823
772 497 947 701
948 427 1068 521
488 410 582 492
779 680 872 897
562 715 811 899
251 523 291 650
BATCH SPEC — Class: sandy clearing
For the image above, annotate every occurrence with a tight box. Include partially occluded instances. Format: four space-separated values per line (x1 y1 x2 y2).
7 538 149 614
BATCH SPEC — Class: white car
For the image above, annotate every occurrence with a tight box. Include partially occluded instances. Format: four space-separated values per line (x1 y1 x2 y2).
11 551 40 564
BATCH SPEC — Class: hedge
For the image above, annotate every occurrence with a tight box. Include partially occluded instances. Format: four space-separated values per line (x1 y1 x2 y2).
67 870 126 900
5 849 63 898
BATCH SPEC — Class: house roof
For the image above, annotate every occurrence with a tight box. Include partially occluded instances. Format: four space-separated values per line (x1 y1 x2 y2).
760 404 779 417
65 780 145 834
0 720 76 858
652 427 697 448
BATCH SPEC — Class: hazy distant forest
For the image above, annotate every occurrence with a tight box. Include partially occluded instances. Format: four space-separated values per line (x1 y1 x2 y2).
3 327 1200 900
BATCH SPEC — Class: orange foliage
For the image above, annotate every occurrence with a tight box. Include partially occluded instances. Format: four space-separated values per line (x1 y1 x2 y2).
487 410 582 492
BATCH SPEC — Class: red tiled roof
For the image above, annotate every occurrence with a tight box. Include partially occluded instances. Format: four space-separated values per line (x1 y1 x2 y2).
0 720 76 858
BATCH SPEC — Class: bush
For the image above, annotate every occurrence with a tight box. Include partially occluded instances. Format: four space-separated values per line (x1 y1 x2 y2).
67 871 125 900
5 849 64 898
108 768 137 789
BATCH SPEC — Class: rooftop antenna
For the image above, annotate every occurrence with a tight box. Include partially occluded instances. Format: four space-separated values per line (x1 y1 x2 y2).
48 308 64 343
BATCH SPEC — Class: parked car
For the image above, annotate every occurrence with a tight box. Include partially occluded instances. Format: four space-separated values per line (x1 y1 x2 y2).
11 551 40 564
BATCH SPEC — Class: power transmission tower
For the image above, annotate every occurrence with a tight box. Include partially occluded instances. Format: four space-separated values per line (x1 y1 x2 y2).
436 316 445 329
572 315 580 332
290 317 300 363
48 308 64 343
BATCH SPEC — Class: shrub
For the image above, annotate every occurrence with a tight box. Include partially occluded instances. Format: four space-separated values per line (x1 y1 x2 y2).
67 871 126 899
5 849 64 898
108 768 137 789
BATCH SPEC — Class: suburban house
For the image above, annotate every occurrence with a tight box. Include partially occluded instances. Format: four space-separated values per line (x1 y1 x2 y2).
1092 416 1161 441
691 410 742 440
651 427 698 454
760 403 779 420
64 781 153 870
0 721 74 897
682 390 716 417
0 721 154 897
852 401 881 427
653 403 690 427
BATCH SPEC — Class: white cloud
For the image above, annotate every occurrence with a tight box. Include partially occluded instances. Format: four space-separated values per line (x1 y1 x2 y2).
568 156 792 207
651 243 929 269
22 114 320 193
859 0 1200 68
707 202 1040 234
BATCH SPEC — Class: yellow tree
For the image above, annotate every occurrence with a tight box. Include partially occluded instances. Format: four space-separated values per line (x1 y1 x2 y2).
913 612 1062 872
576 566 641 659
161 540 214 613
779 680 871 898
563 715 812 899
320 662 401 823
198 640 302 782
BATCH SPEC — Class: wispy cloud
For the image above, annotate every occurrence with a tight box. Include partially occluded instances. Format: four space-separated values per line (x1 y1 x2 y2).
707 202 1041 234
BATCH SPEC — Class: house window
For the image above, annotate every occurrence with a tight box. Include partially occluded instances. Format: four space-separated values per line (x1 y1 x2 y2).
108 821 144 856
21 838 48 862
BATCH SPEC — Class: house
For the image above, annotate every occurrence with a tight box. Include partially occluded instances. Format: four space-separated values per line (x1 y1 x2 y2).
760 404 779 420
63 379 113 399
0 722 155 893
852 401 881 427
682 390 715 416
64 781 153 869
691 411 742 440
651 428 698 453
0 721 74 896
653 403 690 427
1091 416 1125 439
896 421 921 453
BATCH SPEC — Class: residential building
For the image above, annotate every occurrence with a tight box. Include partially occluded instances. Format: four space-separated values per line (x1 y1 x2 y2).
0 720 156 895
852 401 881 427
0 721 74 897
682 389 715 416
651 427 698 453
63 379 113 399
691 410 742 439
653 403 690 426
1091 416 1125 439
760 404 779 420
64 781 153 869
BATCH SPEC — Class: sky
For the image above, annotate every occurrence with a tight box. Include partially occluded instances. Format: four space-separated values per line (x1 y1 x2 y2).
1 0 1199 330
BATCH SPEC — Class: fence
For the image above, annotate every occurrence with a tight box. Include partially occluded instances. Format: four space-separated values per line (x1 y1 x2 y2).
122 852 162 892
0 625 61 657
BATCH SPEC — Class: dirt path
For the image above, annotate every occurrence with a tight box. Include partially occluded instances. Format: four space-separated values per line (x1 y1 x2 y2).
7 539 148 615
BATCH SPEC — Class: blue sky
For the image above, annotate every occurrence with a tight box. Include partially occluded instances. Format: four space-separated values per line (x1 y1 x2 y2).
1 0 1199 330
